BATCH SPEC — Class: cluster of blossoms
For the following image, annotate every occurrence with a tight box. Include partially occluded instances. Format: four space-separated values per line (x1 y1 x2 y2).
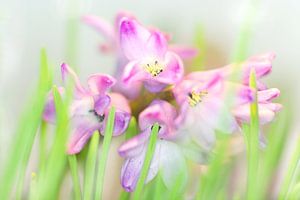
43 11 281 192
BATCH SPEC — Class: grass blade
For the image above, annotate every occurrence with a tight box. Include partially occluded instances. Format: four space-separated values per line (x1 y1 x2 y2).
68 155 82 200
0 49 51 199
83 132 100 200
35 86 70 199
132 123 160 200
244 69 260 200
279 134 300 199
94 107 116 200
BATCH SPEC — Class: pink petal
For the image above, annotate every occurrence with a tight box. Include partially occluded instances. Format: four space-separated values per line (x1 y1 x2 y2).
145 31 168 59
139 100 177 138
155 52 184 85
87 74 116 95
121 61 147 85
43 87 65 123
119 18 151 60
109 92 131 114
93 94 111 115
258 88 280 102
61 63 87 98
118 129 151 157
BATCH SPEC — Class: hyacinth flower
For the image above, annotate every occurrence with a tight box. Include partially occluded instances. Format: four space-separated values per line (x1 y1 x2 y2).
118 100 187 192
186 53 275 90
83 12 197 98
173 73 255 151
119 18 187 93
43 63 131 154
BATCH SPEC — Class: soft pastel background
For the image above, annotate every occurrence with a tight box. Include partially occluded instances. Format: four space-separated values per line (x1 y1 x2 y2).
0 0 299 199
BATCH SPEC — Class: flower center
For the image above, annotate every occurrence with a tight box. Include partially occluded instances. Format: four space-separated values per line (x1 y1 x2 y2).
89 109 105 122
145 60 164 77
187 90 208 107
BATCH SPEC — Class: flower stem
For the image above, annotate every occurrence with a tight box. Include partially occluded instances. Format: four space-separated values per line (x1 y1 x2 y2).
68 155 82 200
94 107 116 200
83 132 99 200
245 69 260 200
132 123 160 200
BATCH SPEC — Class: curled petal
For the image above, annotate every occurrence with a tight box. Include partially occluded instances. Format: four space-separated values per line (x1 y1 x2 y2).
121 151 145 192
258 88 280 102
120 143 160 192
61 63 87 97
87 74 116 95
122 61 147 85
143 81 167 93
233 104 276 125
139 100 177 138
43 87 65 123
155 52 184 85
93 94 111 115
112 110 131 136
118 129 150 157
120 18 151 60
67 121 100 154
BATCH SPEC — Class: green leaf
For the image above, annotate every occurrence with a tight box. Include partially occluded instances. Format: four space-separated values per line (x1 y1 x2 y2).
132 123 160 200
0 49 51 199
68 155 82 200
94 107 116 200
83 132 100 200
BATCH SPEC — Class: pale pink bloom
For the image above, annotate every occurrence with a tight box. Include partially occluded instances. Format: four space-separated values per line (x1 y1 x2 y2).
43 63 131 154
118 100 187 192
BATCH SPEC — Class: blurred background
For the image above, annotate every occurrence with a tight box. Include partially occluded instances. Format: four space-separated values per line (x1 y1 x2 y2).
0 0 299 199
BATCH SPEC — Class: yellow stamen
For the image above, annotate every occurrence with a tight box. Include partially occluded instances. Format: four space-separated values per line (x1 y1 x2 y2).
145 60 164 77
188 90 208 107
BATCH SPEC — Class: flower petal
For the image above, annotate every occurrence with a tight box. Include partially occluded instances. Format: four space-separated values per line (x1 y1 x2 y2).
112 110 131 136
155 51 184 85
258 88 280 102
87 74 116 95
93 94 111 115
121 61 147 85
120 151 145 192
159 140 188 190
61 63 87 98
67 121 100 154
43 87 65 123
118 129 150 157
119 18 151 60
109 92 131 114
139 100 177 138
145 31 168 59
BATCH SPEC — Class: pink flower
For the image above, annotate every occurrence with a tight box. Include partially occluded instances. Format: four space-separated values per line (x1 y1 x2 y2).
118 100 187 192
43 63 131 154
186 53 275 90
232 88 282 125
83 12 197 98
173 73 254 150
119 18 185 93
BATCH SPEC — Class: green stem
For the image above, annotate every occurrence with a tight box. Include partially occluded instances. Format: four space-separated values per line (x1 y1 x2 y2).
68 155 82 200
39 120 47 169
132 123 160 200
94 107 116 200
83 132 100 200
246 69 259 200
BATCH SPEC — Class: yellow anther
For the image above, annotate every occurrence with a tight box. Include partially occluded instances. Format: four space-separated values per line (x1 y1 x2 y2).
188 90 208 107
145 61 164 77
